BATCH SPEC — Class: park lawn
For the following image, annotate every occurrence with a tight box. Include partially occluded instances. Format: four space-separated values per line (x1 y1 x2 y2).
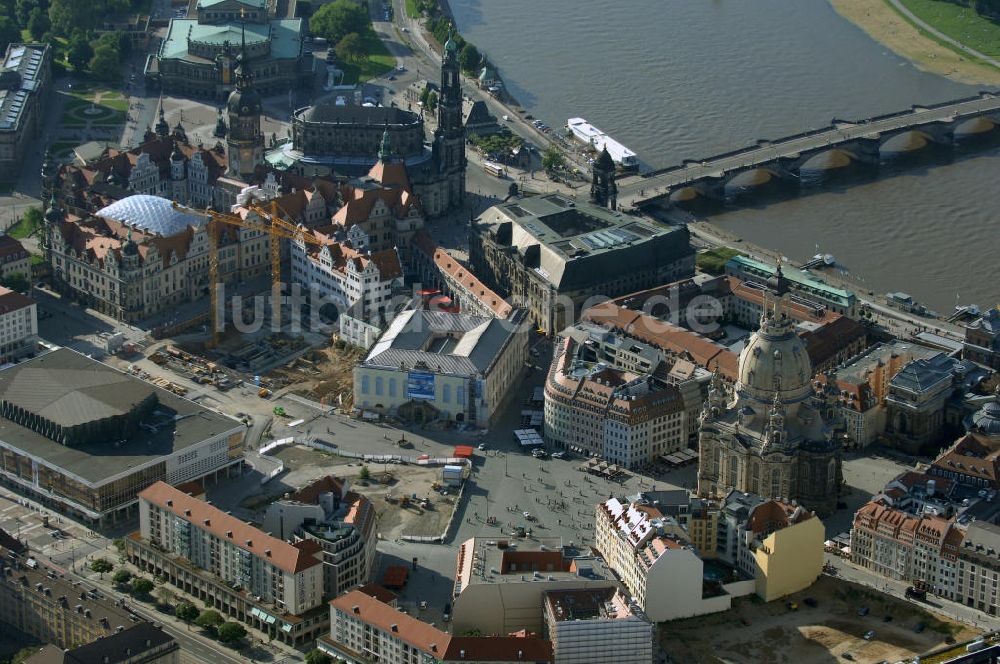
697 247 744 275
405 0 421 18
7 215 40 240
897 0 1000 57
340 34 395 83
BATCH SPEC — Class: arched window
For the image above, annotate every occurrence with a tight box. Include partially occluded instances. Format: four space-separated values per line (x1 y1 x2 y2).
771 468 781 499
727 455 738 487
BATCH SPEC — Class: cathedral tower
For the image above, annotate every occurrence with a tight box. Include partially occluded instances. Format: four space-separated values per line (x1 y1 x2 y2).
432 34 466 209
590 146 617 210
226 23 264 180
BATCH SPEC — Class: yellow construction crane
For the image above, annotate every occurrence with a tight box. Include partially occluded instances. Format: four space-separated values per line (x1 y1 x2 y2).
188 200 325 347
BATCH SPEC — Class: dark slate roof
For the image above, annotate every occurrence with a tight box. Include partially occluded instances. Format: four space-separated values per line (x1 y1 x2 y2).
63 623 174 664
0 349 242 485
889 353 954 394
297 102 420 127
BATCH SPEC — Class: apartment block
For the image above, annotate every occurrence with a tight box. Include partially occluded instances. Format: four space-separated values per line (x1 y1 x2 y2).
129 482 327 646
543 587 653 664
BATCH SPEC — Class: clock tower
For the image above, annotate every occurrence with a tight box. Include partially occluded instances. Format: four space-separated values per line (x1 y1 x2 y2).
225 23 264 181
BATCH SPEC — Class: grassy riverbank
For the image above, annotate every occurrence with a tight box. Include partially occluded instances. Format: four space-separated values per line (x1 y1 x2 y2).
898 0 1000 57
830 0 1000 85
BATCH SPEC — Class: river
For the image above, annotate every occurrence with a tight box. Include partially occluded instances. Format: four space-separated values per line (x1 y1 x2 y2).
449 0 999 313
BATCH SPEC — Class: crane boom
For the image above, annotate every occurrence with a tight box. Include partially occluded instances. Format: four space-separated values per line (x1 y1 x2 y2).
180 199 326 347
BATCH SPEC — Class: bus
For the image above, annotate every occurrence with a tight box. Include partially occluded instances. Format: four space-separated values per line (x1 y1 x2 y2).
483 161 506 178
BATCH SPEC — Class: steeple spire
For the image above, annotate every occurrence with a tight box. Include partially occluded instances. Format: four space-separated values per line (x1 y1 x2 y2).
378 125 392 163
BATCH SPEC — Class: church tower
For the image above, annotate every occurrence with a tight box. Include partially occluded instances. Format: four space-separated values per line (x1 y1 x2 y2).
590 146 617 210
40 148 58 202
226 23 264 181
433 34 466 209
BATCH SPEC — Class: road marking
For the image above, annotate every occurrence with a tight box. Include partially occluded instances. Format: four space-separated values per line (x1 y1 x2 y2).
1 504 17 513
20 522 42 534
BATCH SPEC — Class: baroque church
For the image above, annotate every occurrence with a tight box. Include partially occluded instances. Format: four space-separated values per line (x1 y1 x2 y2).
697 267 843 515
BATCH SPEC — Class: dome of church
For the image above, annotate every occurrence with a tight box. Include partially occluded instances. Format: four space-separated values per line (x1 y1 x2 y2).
737 298 814 405
972 389 1000 437
228 84 262 117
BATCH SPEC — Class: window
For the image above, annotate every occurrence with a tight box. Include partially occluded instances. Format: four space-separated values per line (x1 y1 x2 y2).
360 375 370 394
443 384 451 404
375 376 383 396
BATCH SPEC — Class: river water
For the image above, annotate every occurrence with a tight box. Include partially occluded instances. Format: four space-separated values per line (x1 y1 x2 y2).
450 0 999 312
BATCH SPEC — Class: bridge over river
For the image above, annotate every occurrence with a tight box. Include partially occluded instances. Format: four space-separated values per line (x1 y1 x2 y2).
621 91 1000 208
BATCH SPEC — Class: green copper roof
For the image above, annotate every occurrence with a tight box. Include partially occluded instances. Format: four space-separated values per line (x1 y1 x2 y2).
160 18 303 62
726 255 856 307
197 0 264 8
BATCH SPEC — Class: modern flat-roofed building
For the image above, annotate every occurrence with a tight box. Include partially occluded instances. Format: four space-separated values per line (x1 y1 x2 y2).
130 481 327 645
0 43 51 180
0 287 37 363
470 194 694 335
543 587 653 664
262 475 378 599
0 349 244 526
354 309 527 427
451 537 617 635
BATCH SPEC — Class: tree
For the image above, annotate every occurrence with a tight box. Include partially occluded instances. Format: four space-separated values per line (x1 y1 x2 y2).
66 32 93 70
0 17 19 55
48 0 92 36
0 272 29 293
458 42 480 74
305 650 331 664
334 32 364 64
111 569 132 585
419 85 430 106
217 621 246 644
426 90 437 112
310 0 369 44
89 558 113 578
175 602 200 627
89 44 120 80
359 465 370 481
542 145 564 173
130 577 154 595
195 609 224 633
27 7 50 40
154 584 174 608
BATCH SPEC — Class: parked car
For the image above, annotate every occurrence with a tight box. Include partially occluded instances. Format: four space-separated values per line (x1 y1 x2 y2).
478 443 487 451
803 597 817 608
914 622 925 633
858 607 869 616
863 631 875 641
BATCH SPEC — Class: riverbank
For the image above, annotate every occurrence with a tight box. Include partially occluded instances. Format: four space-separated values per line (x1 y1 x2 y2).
829 0 1000 85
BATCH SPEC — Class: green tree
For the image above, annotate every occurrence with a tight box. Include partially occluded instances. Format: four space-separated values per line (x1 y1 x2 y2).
175 602 200 627
130 577 154 595
195 609 224 633
419 85 430 106
48 0 89 36
305 650 331 664
0 272 29 293
458 42 480 74
66 32 93 70
359 465 371 481
0 16 19 55
334 32 364 63
310 0 369 44
112 537 126 551
111 569 132 585
217 621 246 644
90 558 113 577
542 145 564 172
426 90 437 112
27 7 50 40
89 43 120 80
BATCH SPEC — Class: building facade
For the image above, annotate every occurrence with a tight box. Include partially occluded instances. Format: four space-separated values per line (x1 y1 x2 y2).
262 476 378 600
0 236 30 281
697 276 842 515
132 481 327 645
543 588 652 664
725 255 857 317
543 329 690 468
470 195 694 335
354 309 527 427
24 622 180 664
0 287 37 363
149 2 306 101
0 349 244 526
885 353 958 454
47 195 269 322
0 44 51 180
956 522 1000 616
321 588 554 664
963 308 1000 370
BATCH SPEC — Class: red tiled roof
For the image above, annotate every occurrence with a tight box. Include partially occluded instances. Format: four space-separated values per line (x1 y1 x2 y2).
139 482 322 574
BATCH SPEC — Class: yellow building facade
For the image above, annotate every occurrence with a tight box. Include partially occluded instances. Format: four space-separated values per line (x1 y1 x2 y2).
753 514 825 602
